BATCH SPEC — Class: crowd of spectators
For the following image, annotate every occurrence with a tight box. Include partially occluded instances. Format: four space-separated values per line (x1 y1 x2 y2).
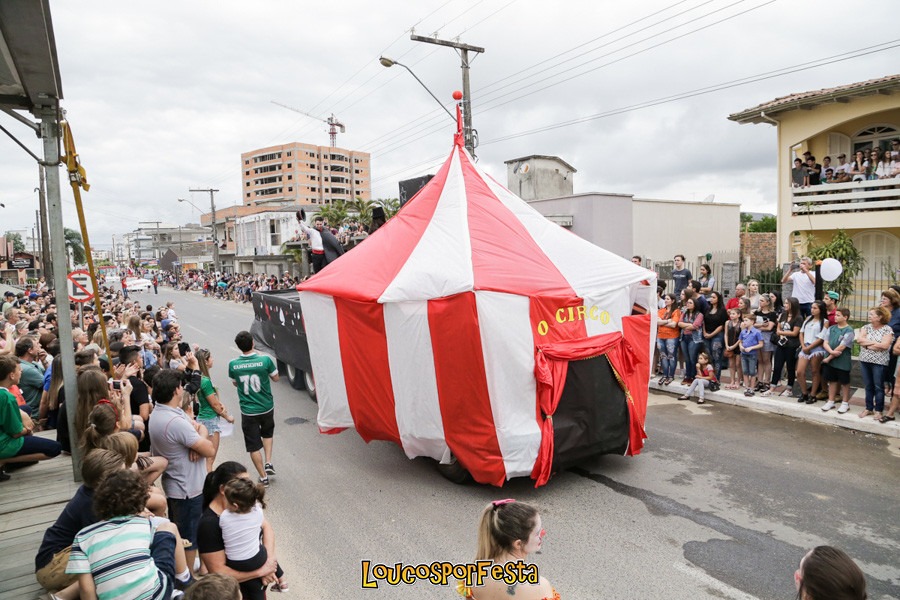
791 140 900 187
655 255 900 423
1 281 284 598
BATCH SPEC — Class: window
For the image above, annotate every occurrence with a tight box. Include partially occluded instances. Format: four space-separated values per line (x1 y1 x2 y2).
853 124 898 154
245 170 250 176
246 182 250 187
288 187 293 192
287 163 292 168
244 160 249 165
253 152 282 163
269 220 280 246
246 192 251 198
287 175 292 180
287 151 292 157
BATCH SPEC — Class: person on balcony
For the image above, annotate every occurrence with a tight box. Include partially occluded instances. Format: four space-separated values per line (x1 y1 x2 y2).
804 156 822 185
849 150 868 182
832 153 852 182
791 158 808 188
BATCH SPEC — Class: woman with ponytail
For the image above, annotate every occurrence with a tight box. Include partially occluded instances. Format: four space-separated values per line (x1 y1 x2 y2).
459 499 557 600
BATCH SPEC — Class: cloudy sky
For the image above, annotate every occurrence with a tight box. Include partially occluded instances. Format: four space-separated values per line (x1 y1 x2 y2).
2 0 898 250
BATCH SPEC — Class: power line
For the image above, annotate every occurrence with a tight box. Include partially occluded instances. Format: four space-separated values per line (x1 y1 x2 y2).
479 41 900 144
368 0 777 158
359 0 710 153
370 40 900 191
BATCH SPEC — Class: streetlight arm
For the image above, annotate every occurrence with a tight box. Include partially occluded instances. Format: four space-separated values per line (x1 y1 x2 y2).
380 58 455 122
177 198 203 212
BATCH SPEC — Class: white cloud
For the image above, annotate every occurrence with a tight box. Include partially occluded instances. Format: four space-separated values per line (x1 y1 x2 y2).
1 0 897 248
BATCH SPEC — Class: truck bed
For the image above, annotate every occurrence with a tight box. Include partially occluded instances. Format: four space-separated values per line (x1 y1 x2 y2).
250 288 313 375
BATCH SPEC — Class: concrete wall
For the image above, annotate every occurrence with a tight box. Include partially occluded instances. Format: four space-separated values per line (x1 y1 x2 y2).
527 193 633 258
507 157 575 201
632 198 741 264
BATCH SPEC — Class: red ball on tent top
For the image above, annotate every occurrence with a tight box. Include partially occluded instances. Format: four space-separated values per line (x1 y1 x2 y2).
452 90 463 100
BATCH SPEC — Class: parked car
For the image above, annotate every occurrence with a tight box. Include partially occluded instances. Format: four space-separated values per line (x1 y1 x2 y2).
125 277 153 292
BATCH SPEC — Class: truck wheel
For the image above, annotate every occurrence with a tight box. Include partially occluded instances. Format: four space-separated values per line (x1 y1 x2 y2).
276 360 287 376
436 454 472 484
303 370 317 401
285 364 305 391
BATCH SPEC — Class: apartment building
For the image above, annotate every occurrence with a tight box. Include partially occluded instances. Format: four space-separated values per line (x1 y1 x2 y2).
241 143 371 207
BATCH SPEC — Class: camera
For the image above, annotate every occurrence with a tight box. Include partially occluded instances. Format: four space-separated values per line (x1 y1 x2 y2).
108 379 122 390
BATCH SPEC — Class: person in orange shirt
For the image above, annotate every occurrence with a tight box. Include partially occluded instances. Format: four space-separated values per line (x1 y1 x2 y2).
656 293 681 386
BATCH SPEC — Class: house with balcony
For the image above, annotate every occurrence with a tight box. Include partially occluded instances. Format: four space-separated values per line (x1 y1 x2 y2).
729 74 900 296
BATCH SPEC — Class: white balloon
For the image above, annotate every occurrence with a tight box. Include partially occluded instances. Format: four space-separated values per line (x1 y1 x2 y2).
820 258 843 282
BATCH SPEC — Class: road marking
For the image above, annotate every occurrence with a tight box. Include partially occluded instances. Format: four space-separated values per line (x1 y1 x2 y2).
672 562 762 600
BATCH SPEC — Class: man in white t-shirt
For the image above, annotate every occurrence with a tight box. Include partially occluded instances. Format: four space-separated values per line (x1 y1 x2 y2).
782 256 816 318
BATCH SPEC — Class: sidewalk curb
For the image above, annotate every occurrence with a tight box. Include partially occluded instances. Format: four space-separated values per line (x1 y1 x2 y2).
650 382 900 439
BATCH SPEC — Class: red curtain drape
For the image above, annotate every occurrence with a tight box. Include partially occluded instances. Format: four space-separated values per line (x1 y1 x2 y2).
530 331 639 486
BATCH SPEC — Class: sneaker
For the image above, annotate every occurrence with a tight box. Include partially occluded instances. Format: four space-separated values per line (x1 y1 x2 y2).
821 401 835 411
264 462 276 475
259 476 270 487
837 402 850 414
797 394 808 403
815 390 828 400
744 389 754 397
0 468 9 482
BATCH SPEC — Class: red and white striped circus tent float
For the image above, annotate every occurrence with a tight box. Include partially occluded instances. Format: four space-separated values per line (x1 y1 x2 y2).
297 130 656 487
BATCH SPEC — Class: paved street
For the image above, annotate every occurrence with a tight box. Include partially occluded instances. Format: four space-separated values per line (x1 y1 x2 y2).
154 287 899 600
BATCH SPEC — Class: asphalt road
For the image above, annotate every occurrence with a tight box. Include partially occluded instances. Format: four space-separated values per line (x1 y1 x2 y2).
148 286 900 600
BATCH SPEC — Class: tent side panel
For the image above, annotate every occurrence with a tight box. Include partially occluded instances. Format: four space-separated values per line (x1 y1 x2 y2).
297 145 456 302
428 292 506 486
380 148 474 303
459 151 576 297
299 292 353 430
384 301 449 462
475 292 541 479
479 173 649 296
619 314 652 455
334 298 401 445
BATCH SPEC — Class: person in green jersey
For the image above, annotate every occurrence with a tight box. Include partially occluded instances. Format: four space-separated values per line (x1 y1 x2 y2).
228 332 279 486
195 349 234 473
819 308 856 414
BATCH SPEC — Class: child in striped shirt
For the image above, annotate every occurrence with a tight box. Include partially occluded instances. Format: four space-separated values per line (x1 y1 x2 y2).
67 469 192 599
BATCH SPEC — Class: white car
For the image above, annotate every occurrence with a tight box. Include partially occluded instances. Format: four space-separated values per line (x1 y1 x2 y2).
125 277 153 292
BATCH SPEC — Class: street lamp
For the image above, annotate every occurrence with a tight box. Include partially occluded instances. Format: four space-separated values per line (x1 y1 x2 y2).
379 56 456 123
177 198 216 272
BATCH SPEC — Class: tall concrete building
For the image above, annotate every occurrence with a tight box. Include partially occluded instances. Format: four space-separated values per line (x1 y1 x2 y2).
241 143 371 207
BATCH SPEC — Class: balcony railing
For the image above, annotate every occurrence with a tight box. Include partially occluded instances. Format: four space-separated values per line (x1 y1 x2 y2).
792 178 900 215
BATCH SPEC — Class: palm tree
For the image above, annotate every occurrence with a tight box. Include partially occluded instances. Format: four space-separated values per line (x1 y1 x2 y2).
318 200 349 227
376 197 400 219
64 228 86 266
350 197 375 226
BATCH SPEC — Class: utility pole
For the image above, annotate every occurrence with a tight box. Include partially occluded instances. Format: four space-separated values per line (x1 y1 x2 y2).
189 188 220 273
410 34 484 156
37 165 52 283
39 105 80 480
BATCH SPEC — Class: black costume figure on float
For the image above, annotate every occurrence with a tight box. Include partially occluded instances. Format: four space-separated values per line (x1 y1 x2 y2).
296 209 344 274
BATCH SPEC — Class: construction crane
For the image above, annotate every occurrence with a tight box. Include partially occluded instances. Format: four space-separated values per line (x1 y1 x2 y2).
271 101 346 147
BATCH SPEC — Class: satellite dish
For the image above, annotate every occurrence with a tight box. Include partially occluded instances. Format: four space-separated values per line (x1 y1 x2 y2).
702 194 715 203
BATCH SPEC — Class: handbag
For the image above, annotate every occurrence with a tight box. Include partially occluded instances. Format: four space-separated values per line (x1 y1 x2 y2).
708 381 721 392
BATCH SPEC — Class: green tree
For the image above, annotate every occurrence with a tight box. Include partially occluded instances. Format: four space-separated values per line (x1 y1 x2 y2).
350 197 375 226
748 215 777 233
376 197 400 219
806 230 865 303
739 212 754 232
318 200 349 227
64 227 86 265
4 231 25 253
